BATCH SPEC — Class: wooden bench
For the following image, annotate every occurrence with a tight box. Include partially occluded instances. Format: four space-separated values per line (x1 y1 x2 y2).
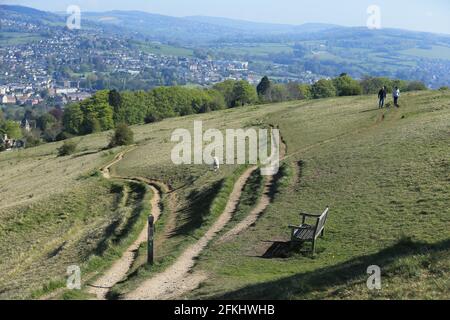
288 207 329 256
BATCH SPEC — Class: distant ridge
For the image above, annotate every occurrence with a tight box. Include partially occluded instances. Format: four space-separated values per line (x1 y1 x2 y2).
183 15 339 34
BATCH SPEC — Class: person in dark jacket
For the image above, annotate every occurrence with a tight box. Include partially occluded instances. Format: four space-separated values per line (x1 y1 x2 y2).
378 86 387 108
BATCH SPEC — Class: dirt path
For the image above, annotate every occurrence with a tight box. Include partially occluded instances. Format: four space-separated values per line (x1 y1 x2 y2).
87 148 165 300
124 166 258 300
87 185 161 300
218 137 287 244
217 174 274 244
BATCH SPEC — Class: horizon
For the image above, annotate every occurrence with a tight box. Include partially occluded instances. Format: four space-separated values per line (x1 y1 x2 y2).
2 0 450 35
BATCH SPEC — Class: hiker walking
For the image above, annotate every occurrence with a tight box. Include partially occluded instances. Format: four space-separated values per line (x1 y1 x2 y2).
378 86 387 108
393 86 400 107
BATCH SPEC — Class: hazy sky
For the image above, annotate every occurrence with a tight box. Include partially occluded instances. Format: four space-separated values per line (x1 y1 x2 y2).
2 0 450 34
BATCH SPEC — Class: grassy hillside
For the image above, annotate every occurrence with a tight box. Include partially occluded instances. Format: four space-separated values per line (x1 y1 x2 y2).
0 90 448 299
188 91 450 299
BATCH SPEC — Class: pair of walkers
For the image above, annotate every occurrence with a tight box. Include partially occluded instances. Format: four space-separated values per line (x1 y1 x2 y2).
378 86 400 108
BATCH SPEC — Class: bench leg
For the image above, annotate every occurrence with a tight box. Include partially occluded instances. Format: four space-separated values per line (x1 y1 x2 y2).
311 240 316 257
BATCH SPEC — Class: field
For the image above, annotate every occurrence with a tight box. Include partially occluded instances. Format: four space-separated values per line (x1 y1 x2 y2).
401 45 450 61
0 90 449 299
0 32 44 45
137 42 194 57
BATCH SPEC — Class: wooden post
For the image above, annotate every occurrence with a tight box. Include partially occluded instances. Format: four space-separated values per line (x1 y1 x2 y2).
148 215 154 265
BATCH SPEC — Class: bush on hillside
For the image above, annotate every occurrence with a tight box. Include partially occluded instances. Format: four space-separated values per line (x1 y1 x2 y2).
108 123 134 148
333 74 363 96
406 81 428 92
311 79 337 99
144 113 163 124
57 140 78 156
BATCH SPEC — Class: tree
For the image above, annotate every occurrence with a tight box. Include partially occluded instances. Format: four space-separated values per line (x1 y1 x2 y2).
311 79 337 99
213 80 236 108
109 123 134 148
204 89 226 112
333 75 362 96
269 84 289 103
108 89 122 114
231 80 257 107
49 107 64 122
1 120 22 139
360 76 391 94
63 104 84 135
298 84 313 100
37 113 57 132
257 76 272 98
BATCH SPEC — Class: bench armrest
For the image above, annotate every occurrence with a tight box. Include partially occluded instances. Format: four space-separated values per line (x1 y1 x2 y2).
300 213 321 218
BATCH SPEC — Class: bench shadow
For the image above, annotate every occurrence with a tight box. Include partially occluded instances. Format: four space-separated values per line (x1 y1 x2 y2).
214 237 450 300
261 241 293 259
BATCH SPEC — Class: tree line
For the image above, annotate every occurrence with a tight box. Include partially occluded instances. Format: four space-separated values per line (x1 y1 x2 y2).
1 75 431 150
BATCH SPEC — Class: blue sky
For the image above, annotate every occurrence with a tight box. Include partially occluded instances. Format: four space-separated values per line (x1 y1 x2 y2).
2 0 450 34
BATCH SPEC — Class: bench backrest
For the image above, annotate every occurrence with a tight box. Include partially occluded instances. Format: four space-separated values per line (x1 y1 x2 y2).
314 207 329 239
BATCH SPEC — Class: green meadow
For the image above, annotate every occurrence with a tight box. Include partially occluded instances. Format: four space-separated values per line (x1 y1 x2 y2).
0 90 448 299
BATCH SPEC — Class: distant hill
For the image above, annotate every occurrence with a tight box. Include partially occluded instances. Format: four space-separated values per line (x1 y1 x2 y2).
0 4 63 25
1 5 450 87
82 10 244 43
184 16 338 34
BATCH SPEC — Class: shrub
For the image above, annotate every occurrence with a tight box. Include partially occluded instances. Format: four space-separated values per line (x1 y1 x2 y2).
109 123 134 148
311 79 337 99
56 131 75 141
406 81 428 92
144 113 163 124
333 75 362 96
58 140 78 156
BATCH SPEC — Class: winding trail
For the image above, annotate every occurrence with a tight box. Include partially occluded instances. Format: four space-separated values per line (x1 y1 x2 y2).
124 165 258 300
218 131 287 244
87 148 165 300
124 136 288 300
218 174 274 244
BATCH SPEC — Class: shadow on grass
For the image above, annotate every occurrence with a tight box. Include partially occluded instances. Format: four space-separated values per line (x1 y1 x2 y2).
261 241 293 259
171 180 224 237
359 108 382 113
71 149 102 158
93 182 146 256
214 238 450 300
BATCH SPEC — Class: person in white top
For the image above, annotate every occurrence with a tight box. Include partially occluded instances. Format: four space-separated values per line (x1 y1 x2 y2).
393 86 400 107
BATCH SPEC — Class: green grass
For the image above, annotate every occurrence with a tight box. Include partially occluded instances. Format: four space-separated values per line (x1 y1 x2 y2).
401 45 450 60
214 43 294 58
0 178 118 299
137 42 194 57
1 90 449 300
186 91 450 300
